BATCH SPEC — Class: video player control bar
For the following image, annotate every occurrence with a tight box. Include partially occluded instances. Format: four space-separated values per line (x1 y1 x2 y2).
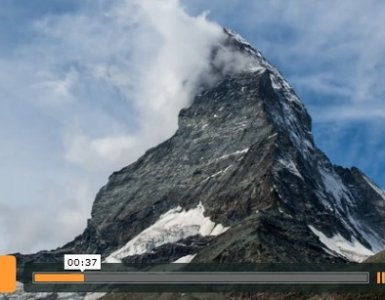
33 271 370 285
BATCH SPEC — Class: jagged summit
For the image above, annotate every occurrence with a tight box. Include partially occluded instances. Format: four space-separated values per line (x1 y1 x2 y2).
16 30 385 270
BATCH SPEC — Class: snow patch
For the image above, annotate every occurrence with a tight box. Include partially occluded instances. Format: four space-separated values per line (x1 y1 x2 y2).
204 165 233 180
309 225 374 262
215 148 249 162
277 158 303 180
226 28 252 48
269 73 301 104
173 254 197 263
267 133 278 139
270 73 282 90
363 175 385 200
225 28 262 57
248 64 266 73
346 213 385 253
319 167 352 205
105 203 229 263
210 223 229 236
84 293 107 300
304 139 314 150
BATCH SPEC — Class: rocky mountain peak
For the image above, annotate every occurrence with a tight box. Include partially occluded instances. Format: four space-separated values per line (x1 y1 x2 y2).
16 30 385 270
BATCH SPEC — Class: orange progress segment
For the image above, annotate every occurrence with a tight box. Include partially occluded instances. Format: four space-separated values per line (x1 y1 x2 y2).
34 273 85 283
376 271 385 284
0 255 17 293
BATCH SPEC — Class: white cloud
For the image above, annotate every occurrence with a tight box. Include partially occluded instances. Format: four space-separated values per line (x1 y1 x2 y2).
0 0 231 254
310 105 385 123
55 0 226 170
30 68 78 105
126 0 224 150
0 179 95 254
64 134 137 171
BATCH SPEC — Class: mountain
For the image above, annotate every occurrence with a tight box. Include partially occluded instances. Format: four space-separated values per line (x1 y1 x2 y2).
11 29 385 299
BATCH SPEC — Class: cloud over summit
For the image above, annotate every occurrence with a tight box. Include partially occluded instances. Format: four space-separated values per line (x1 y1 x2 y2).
0 0 231 253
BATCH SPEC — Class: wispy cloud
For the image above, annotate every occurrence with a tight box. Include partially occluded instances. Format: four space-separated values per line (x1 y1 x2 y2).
310 105 385 122
0 179 95 253
64 134 137 171
0 0 226 254
29 0 225 170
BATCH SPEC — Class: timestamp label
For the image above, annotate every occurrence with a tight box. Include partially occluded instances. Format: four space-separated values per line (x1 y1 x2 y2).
64 254 101 272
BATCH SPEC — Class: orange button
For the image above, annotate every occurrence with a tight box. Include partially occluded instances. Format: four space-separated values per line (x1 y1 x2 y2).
0 255 17 293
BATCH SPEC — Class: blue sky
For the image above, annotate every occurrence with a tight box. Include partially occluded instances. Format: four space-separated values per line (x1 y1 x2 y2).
0 0 384 254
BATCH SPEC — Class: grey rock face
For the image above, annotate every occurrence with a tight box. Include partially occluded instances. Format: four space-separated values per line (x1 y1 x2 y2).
16 29 385 269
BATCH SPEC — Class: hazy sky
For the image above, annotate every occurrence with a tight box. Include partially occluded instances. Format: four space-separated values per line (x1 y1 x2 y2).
1 0 384 254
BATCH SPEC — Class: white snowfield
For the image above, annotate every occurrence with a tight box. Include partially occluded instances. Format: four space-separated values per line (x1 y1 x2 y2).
105 203 229 263
2 205 226 300
308 225 374 262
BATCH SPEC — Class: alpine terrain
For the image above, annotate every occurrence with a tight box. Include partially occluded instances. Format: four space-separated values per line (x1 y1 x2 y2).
7 29 385 299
